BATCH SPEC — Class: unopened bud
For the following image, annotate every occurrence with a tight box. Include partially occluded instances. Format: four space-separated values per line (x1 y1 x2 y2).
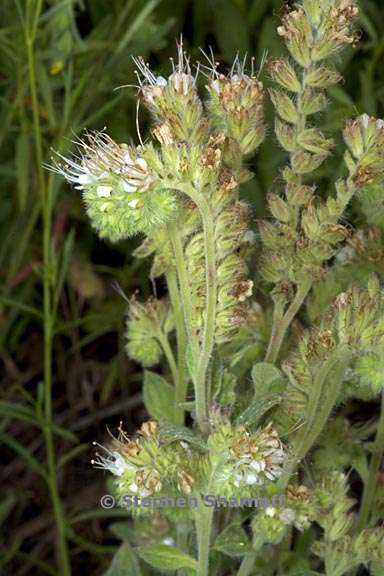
269 58 301 93
269 89 298 124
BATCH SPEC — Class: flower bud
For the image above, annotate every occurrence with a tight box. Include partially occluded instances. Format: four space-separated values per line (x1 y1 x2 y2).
291 150 328 174
285 183 314 206
275 118 297 153
267 193 292 223
268 58 301 93
305 66 342 88
299 89 328 115
277 8 313 68
125 297 174 367
297 128 333 154
269 89 298 124
206 58 265 156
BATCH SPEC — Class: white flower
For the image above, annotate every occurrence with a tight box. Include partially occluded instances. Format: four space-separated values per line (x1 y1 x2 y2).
91 443 134 477
47 131 153 194
162 537 175 547
133 38 196 101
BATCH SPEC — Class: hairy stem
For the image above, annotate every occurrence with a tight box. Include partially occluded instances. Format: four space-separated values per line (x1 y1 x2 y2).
169 183 217 434
166 270 188 426
278 348 350 489
157 331 179 392
195 499 214 576
265 280 311 364
193 191 217 435
25 6 71 575
169 222 198 354
357 390 384 530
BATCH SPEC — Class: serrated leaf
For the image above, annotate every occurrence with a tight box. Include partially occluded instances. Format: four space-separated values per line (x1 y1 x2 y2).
105 543 142 576
213 523 252 557
136 544 197 571
143 371 175 422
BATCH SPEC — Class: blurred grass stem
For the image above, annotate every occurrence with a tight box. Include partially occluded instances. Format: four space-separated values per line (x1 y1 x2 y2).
25 1 71 574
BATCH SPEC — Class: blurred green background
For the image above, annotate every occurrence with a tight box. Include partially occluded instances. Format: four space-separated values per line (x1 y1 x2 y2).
1 0 384 574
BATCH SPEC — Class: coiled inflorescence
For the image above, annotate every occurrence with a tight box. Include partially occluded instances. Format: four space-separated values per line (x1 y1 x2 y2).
49 132 176 241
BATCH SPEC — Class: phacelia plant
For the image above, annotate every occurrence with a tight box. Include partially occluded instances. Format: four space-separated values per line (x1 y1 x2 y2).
52 1 384 574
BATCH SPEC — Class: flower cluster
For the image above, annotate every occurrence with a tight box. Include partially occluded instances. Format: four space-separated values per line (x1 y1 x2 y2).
343 114 384 230
50 133 176 241
206 55 265 155
277 0 358 65
92 421 197 504
125 296 174 367
252 484 317 549
261 0 359 289
134 40 206 146
207 417 285 496
276 279 384 431
184 160 255 343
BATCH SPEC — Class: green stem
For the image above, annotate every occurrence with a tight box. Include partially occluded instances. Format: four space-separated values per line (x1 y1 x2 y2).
237 553 257 576
166 270 188 426
157 331 179 391
168 183 217 435
278 348 350 489
25 10 71 576
193 192 217 435
357 390 384 530
265 280 311 364
195 499 214 576
169 222 198 354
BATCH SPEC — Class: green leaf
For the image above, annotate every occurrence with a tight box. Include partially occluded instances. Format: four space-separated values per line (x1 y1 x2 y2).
0 401 38 426
109 522 132 541
160 423 207 451
0 432 47 480
136 544 197 572
213 523 252 557
251 362 285 397
143 371 175 422
105 543 142 576
236 394 281 428
236 363 286 427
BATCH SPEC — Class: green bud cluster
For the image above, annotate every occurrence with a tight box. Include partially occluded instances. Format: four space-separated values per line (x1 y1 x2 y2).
343 114 384 229
312 473 384 574
259 170 352 284
314 471 355 542
134 43 206 146
261 0 359 288
277 280 384 428
251 484 317 549
206 56 265 155
125 297 174 367
184 173 254 343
